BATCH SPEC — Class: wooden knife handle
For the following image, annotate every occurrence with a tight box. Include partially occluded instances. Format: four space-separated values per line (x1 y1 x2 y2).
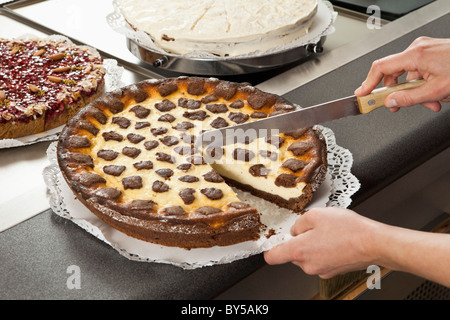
357 79 426 114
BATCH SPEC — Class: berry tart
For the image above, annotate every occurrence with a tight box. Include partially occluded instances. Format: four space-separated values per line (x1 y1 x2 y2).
0 37 106 140
57 77 327 249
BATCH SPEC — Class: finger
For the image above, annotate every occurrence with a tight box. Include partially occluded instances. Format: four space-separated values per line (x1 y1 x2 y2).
290 211 314 236
383 70 405 87
361 54 409 92
389 106 400 113
264 240 300 265
406 71 422 82
421 101 442 112
441 96 450 103
356 51 418 96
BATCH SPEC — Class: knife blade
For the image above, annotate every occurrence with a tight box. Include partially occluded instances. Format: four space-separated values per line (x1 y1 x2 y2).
198 79 425 147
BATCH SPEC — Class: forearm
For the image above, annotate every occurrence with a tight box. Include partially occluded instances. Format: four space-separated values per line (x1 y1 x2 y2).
371 223 450 287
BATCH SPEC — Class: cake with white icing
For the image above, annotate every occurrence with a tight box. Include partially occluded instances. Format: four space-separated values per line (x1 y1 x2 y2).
119 0 318 57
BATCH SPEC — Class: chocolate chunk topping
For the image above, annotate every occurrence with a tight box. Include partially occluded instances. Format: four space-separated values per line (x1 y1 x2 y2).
97 149 119 161
158 113 176 122
155 168 174 179
66 153 94 167
129 85 149 103
228 202 251 209
201 94 218 104
78 173 106 186
195 206 222 215
103 95 124 114
162 206 187 216
177 163 192 171
68 136 91 148
122 176 143 189
186 156 206 165
77 120 99 136
284 128 309 139
233 148 255 162
213 82 237 100
156 152 175 163
229 99 244 109
287 141 313 156
122 146 141 158
259 150 278 161
128 199 156 213
282 158 307 172
127 133 145 144
250 112 267 119
94 188 122 200
179 188 196 205
130 105 151 119
173 145 197 155
151 127 168 136
203 170 224 183
144 140 159 150
247 92 275 110
201 188 223 200
187 78 206 95
112 116 131 129
206 103 228 113
102 131 123 142
135 121 150 130
159 135 179 146
103 165 126 176
265 135 284 148
210 117 228 129
86 108 107 124
133 160 153 170
174 121 195 131
157 81 178 97
178 175 199 183
152 180 169 193
275 173 298 188
249 164 270 177
178 98 201 109
155 99 176 112
183 110 209 121
228 112 249 124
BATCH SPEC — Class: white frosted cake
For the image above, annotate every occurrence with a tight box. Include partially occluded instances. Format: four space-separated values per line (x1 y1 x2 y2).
119 0 318 57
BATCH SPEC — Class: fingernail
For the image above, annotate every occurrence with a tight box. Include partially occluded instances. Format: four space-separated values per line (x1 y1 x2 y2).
386 99 398 108
354 86 362 95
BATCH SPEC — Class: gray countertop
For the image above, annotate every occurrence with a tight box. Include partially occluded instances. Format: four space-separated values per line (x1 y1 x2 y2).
1 1 449 300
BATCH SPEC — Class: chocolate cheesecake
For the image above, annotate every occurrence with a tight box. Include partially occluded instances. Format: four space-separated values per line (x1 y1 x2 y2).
57 77 327 249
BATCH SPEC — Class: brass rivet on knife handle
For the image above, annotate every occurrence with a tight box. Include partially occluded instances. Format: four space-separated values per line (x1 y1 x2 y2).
357 79 426 114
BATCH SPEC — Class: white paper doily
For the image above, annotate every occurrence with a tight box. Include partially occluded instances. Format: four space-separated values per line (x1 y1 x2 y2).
43 125 360 269
0 35 124 149
106 0 337 60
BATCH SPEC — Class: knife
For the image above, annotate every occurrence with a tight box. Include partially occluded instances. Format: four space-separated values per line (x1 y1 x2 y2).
198 79 425 147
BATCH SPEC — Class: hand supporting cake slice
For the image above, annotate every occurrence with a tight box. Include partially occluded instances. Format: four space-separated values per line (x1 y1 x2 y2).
57 77 327 249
